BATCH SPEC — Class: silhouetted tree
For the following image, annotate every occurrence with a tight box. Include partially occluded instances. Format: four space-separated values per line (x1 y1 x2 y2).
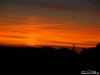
72 44 76 51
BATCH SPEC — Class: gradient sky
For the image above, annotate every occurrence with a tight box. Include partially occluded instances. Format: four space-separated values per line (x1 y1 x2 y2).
0 0 100 48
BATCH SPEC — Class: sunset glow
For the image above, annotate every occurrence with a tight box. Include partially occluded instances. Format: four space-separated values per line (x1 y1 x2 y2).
0 0 100 48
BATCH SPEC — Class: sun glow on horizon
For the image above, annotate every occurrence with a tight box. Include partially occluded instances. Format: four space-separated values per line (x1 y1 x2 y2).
0 0 100 48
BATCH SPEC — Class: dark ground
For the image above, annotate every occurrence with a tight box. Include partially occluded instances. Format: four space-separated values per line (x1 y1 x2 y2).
0 44 100 74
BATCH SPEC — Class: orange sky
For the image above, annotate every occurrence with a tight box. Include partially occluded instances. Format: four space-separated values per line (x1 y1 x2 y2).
0 0 100 48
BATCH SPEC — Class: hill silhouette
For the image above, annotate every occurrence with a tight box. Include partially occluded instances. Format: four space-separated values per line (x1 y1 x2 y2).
0 44 100 72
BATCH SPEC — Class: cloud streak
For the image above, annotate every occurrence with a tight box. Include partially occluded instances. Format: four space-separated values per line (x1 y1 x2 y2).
0 0 100 47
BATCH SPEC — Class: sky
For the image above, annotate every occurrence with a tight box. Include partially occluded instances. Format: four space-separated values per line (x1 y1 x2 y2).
0 0 100 48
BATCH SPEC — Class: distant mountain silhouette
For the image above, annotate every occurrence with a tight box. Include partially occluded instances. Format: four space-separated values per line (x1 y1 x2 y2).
0 43 100 71
81 43 100 56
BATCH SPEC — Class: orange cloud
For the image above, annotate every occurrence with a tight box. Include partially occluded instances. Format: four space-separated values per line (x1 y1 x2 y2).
0 11 100 48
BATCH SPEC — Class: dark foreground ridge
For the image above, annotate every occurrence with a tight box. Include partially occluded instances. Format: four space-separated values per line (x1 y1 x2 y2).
0 44 100 71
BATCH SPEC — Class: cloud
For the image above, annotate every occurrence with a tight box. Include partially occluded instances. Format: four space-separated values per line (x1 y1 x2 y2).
0 0 100 12
0 0 100 47
0 36 27 39
37 39 98 46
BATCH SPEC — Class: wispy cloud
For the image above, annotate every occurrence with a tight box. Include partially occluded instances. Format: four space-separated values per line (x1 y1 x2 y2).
0 0 100 47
